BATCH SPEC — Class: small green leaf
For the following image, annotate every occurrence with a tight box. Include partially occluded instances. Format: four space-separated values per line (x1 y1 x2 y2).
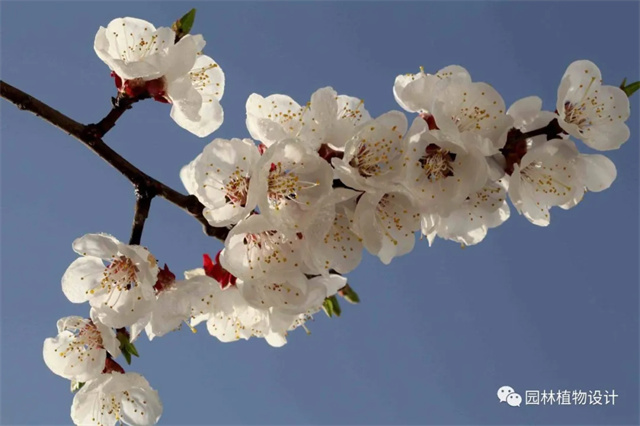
331 296 342 317
322 298 334 317
122 349 132 365
620 78 627 89
622 81 640 98
172 9 197 41
127 342 139 358
323 295 341 317
339 284 360 304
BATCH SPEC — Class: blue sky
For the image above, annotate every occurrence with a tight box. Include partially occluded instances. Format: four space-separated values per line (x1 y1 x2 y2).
1 1 638 425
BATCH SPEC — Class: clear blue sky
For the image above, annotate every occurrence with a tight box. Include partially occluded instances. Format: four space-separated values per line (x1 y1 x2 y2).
1 1 638 425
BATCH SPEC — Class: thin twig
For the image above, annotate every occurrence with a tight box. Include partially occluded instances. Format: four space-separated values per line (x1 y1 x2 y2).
0 80 230 241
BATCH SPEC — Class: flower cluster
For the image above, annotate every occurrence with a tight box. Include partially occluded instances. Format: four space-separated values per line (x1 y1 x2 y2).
42 12 633 426
45 233 163 425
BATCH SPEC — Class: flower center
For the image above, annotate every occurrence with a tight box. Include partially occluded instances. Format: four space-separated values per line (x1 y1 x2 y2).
57 320 104 360
563 76 599 132
350 139 394 178
101 256 139 293
267 162 317 209
224 170 250 207
419 144 455 182
563 101 592 131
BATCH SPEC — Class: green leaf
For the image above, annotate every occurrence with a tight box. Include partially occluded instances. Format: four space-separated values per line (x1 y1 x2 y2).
331 296 342 317
122 349 132 365
619 78 627 89
127 342 139 358
339 284 360 304
172 9 197 41
322 298 334 317
622 80 640 98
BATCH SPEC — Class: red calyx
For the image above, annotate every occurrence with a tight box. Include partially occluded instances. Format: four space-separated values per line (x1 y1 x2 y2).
103 357 125 374
111 71 124 92
110 72 168 103
419 113 439 130
203 252 237 290
317 143 344 163
257 143 268 155
144 77 169 103
154 264 176 292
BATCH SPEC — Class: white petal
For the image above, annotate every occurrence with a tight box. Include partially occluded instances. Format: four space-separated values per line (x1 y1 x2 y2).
246 93 315 147
162 35 199 82
72 233 120 258
507 96 542 129
577 154 617 192
188 54 225 100
179 152 202 195
119 374 163 425
62 257 107 303
43 332 106 382
581 121 630 151
557 60 603 110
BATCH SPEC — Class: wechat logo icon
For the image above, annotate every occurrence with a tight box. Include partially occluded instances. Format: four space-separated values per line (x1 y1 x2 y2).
498 385 522 407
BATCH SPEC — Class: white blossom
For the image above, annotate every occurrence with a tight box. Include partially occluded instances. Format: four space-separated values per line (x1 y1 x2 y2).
71 372 162 426
557 60 630 151
248 138 334 234
245 93 322 148
130 265 214 341
61 234 158 328
508 139 580 226
332 111 408 192
220 215 303 282
94 17 195 81
307 87 372 150
403 117 489 215
43 311 120 382
559 153 617 209
394 65 471 114
421 179 510 246
181 138 260 226
166 53 225 137
352 191 420 264
302 190 364 275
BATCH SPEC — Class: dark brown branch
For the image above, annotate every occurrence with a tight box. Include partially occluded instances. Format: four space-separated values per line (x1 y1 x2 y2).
129 186 155 245
517 118 564 142
1 80 230 241
500 118 566 175
92 93 149 138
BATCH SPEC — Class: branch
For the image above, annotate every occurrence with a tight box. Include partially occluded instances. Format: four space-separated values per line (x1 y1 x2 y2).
129 186 155 245
0 80 230 242
500 118 566 175
516 118 564 142
92 92 149 138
